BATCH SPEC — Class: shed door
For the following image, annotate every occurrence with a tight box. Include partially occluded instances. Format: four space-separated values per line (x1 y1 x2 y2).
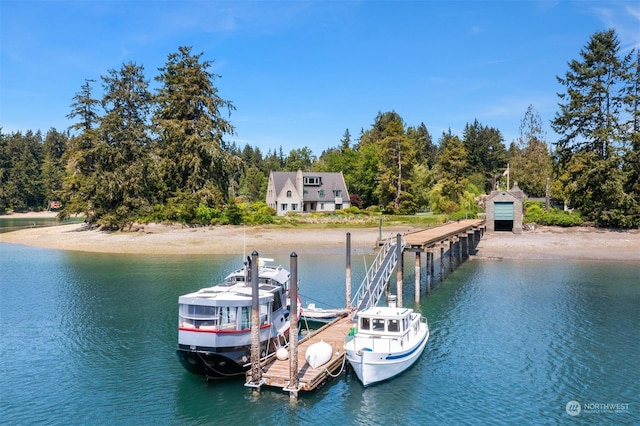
494 202 514 220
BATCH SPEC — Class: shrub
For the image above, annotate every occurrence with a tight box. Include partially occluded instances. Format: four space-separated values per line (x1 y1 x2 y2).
524 201 583 226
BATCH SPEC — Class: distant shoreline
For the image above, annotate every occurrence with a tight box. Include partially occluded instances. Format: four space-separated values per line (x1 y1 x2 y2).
0 213 638 261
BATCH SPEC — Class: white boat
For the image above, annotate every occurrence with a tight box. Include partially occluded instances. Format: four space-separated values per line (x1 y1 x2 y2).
344 305 429 386
305 340 333 368
176 257 301 379
302 303 349 322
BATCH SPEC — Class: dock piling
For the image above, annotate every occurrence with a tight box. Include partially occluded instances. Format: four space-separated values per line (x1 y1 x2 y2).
246 250 265 392
287 252 300 399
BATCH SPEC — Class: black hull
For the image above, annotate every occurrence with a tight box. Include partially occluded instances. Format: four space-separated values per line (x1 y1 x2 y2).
177 349 247 379
177 333 289 379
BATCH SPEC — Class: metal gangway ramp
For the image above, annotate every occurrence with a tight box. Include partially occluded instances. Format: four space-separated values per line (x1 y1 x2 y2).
351 234 404 312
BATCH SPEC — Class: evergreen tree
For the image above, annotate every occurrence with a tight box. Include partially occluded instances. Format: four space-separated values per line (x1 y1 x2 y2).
463 119 507 192
41 128 68 209
431 130 468 213
407 123 436 168
61 79 101 221
552 29 637 226
153 46 239 208
95 61 153 228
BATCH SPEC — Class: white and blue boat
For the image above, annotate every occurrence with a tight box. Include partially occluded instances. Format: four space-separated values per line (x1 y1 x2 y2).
344 304 429 386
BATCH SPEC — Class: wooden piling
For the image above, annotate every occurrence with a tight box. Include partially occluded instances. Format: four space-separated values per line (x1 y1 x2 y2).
246 250 264 391
346 233 351 310
287 253 299 399
425 250 432 294
414 251 420 304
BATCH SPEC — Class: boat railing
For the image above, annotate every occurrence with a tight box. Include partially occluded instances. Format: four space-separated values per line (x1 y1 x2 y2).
346 334 401 353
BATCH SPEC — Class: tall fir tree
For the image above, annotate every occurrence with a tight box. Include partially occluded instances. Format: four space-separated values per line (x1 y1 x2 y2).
153 46 239 208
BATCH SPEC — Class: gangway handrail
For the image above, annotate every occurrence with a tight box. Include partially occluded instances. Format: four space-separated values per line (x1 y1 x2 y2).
350 234 405 312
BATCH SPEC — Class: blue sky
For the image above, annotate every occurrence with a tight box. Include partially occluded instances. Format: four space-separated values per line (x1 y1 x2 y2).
1 1 639 156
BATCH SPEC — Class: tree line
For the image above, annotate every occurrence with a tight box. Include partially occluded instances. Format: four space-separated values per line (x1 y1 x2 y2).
1 30 638 228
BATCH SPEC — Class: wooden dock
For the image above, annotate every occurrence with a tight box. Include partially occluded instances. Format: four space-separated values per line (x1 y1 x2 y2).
404 219 485 249
248 315 353 392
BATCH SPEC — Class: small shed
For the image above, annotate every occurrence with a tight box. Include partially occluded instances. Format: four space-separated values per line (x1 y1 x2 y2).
485 182 525 233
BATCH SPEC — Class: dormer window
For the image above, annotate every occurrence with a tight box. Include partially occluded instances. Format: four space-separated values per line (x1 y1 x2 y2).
304 176 321 186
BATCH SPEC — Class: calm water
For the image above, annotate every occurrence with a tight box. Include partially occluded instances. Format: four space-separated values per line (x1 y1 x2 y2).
0 241 638 425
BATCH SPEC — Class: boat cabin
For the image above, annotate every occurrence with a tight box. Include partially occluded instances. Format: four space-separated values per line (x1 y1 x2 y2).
356 307 413 335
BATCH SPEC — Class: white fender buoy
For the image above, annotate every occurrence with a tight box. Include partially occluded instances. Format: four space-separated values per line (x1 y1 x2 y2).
276 347 289 361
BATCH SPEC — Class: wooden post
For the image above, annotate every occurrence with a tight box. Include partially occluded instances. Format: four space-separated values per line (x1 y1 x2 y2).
425 250 431 294
414 251 420 304
396 233 403 308
440 244 445 282
288 252 299 399
248 250 263 391
346 233 351 311
449 239 455 271
458 237 463 263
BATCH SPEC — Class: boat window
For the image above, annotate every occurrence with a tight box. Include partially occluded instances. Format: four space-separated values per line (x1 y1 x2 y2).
272 291 282 312
372 319 385 331
388 319 399 332
219 306 237 330
360 317 370 330
403 317 409 331
179 304 220 329
260 303 270 325
241 307 251 329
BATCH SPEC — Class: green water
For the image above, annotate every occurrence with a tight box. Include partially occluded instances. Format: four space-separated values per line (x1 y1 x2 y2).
0 243 638 425
0 216 84 233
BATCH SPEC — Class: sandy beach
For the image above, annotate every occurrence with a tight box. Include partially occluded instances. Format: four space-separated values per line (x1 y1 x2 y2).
1 211 639 261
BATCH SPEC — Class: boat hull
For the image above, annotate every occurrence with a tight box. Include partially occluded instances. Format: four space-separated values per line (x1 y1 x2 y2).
345 325 429 386
177 348 248 378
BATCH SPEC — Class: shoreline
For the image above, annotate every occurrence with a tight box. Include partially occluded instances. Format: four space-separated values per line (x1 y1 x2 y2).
0 212 639 261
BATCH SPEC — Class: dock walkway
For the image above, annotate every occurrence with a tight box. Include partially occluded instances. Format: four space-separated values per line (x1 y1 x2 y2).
404 219 485 249
255 316 353 392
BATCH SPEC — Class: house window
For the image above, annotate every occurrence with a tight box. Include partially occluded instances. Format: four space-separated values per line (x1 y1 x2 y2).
304 176 321 186
281 204 288 211
286 190 292 198
320 203 324 210
318 189 325 198
333 190 342 197
291 203 298 211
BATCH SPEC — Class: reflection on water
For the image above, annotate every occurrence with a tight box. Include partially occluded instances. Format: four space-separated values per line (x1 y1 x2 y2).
1 243 638 425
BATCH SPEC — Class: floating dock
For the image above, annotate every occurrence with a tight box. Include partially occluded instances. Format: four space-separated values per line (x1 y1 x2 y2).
247 316 353 392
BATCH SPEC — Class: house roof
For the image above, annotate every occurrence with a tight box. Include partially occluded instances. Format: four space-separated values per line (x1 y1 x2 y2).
270 171 349 202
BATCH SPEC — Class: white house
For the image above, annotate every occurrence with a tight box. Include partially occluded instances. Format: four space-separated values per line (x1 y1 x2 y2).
266 170 350 216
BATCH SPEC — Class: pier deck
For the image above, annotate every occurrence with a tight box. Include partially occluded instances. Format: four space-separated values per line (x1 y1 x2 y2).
249 315 353 392
404 219 485 249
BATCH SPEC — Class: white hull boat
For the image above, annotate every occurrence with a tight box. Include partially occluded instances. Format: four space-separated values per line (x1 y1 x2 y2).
344 305 429 386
